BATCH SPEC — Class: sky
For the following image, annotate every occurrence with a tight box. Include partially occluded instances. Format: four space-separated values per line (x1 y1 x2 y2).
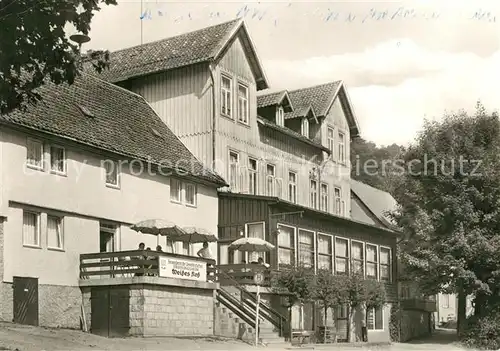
82 0 500 146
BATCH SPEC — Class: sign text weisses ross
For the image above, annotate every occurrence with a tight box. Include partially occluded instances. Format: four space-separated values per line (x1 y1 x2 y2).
159 256 207 282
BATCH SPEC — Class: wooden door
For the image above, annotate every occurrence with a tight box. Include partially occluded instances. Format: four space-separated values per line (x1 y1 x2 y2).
13 276 39 326
90 286 130 337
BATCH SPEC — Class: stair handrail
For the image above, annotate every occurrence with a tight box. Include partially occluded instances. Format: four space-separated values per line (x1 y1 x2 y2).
216 266 288 337
216 288 256 328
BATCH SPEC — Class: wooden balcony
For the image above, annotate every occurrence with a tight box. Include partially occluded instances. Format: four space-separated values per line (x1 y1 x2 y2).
400 298 437 312
79 250 216 282
217 264 273 286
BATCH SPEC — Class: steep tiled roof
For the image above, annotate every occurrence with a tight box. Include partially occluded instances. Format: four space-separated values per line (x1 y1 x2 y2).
257 117 330 154
350 179 398 229
284 104 315 120
257 90 286 108
284 81 341 119
0 74 226 186
89 19 240 83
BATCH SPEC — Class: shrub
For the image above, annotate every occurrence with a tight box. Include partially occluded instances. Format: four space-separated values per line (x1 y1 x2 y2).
389 304 401 342
462 313 500 350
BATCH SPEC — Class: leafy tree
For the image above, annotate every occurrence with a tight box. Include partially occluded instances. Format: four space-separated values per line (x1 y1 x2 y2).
343 272 367 342
390 102 500 336
0 0 116 114
270 266 315 330
312 270 349 342
363 279 386 310
350 137 404 194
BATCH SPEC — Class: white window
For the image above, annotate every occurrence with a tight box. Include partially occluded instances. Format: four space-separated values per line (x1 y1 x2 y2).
335 238 349 275
288 171 297 203
301 118 309 137
221 75 232 117
317 234 333 271
248 158 258 195
185 183 197 207
310 179 317 209
380 247 392 282
334 187 342 215
178 241 190 255
266 164 275 196
166 239 174 253
338 131 345 162
229 151 239 190
247 222 265 263
238 83 249 124
50 145 66 174
442 294 450 308
327 127 334 154
367 306 384 331
277 224 295 266
104 160 119 187
26 138 43 170
170 178 182 203
366 244 378 279
298 229 314 269
320 183 328 212
351 241 364 275
23 211 40 247
47 215 64 250
276 106 285 126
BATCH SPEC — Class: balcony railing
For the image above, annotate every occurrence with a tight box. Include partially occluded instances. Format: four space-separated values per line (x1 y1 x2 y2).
217 264 273 286
79 250 216 282
400 297 437 312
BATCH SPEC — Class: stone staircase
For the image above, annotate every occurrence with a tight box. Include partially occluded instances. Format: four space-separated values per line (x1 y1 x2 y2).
214 286 287 346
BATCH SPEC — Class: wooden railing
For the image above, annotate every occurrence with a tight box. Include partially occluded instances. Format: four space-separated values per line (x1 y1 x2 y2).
79 250 216 282
217 264 272 286
217 267 290 338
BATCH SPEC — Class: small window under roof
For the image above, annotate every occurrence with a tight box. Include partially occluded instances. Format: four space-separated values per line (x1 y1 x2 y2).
77 104 94 118
151 128 161 137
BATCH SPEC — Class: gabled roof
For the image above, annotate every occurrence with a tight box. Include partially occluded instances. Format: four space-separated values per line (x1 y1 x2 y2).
260 81 360 137
257 90 294 112
91 19 269 90
285 104 316 120
350 179 398 230
0 73 227 187
257 117 330 154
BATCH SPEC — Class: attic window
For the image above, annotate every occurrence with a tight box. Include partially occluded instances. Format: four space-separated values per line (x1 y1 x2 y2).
77 104 94 118
301 118 309 138
151 128 161 137
276 106 284 126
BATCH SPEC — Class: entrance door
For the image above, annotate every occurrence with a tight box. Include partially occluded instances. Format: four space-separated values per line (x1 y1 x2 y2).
13 276 39 326
99 223 117 277
90 286 130 337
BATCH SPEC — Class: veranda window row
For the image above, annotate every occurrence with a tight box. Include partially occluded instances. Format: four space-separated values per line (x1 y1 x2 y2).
277 223 392 282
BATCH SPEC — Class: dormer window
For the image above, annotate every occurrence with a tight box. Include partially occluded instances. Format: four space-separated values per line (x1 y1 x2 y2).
301 118 309 138
276 106 284 126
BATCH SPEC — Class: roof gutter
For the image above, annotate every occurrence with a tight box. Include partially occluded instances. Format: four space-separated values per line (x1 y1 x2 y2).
209 63 217 174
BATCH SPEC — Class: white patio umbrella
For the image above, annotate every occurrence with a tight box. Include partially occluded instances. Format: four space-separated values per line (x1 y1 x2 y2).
228 237 275 252
167 226 217 243
130 219 186 246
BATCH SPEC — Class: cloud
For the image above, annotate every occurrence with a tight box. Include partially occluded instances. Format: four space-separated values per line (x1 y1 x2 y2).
263 39 500 146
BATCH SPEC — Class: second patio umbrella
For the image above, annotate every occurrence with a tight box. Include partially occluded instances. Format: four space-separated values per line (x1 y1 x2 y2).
130 219 186 246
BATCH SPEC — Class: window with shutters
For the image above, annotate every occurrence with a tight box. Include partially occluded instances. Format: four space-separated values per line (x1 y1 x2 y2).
221 75 232 117
380 247 392 282
266 164 275 196
229 151 239 190
335 237 349 275
298 229 314 269
288 171 297 203
366 244 378 279
23 210 41 248
320 183 329 212
277 224 295 267
351 241 364 275
47 215 64 250
238 83 249 124
317 234 333 271
248 158 258 195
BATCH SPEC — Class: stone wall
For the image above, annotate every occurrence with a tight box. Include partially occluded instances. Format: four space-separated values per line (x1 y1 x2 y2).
130 284 214 336
400 310 431 342
39 285 82 328
0 217 13 322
